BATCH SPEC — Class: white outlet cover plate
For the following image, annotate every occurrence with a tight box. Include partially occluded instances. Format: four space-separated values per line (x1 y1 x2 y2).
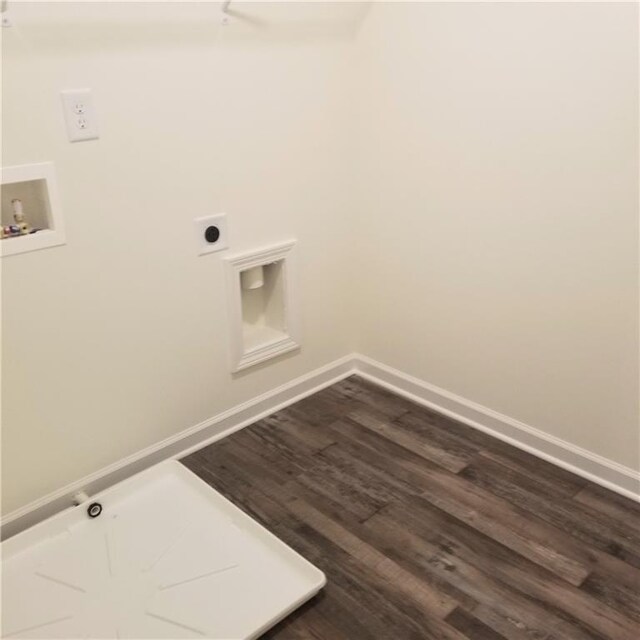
60 89 99 142
1 460 326 639
194 213 228 255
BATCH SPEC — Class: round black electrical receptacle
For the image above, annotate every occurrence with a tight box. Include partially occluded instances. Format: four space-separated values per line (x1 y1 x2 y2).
87 502 103 518
204 226 220 243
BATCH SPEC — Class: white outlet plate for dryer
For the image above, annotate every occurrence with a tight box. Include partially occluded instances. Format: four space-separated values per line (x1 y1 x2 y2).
194 213 228 256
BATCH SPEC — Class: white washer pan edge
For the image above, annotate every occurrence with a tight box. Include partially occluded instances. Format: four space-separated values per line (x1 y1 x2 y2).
2 460 326 639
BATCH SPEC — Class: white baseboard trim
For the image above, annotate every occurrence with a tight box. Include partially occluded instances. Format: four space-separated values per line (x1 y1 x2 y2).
0 355 357 540
354 354 640 502
4 351 638 539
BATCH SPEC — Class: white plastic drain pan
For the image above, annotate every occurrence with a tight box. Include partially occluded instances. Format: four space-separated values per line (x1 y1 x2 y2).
1 461 325 639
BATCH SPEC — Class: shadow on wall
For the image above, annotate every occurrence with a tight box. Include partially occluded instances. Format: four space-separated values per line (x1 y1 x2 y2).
5 1 373 50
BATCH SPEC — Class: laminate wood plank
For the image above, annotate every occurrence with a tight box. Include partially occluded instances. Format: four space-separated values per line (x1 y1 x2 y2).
361 506 594 640
190 442 342 541
187 469 384 639
260 411 337 453
332 376 416 418
264 581 382 640
275 521 469 640
579 569 640 625
180 375 640 640
228 426 317 479
260 414 402 513
394 410 479 468
469 604 560 640
415 467 592 586
282 387 357 429
295 463 388 522
310 422 599 638
188 460 466 639
219 481 460 640
328 420 594 585
323 416 595 586
182 454 302 534
208 404 628 596
288 461 481 614
313 443 407 506
445 608 509 640
260 596 353 640
256 426 393 523
375 499 638 640
574 484 640 522
320 376 364 400
192 433 384 526
477 449 587 498
290 375 412 427
348 407 470 473
443 541 625 638
213 438 308 494
268 423 482 613
578 554 640 624
195 435 304 489
327 422 620 632
286 498 458 620
269 529 409 640
327 415 456 487
398 406 587 497
370 503 620 640
459 454 640 568
206 440 640 638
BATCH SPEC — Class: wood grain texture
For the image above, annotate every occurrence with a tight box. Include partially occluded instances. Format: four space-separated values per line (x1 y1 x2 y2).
181 375 640 640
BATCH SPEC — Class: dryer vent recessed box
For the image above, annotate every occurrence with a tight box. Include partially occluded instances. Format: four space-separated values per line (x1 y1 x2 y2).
225 241 300 372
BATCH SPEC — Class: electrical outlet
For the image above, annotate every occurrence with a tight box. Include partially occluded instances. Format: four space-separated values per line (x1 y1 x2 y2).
60 89 99 142
194 214 228 256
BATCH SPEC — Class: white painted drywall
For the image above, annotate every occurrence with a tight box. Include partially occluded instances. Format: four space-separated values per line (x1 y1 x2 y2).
1 1 362 514
354 1 639 469
3 1 638 516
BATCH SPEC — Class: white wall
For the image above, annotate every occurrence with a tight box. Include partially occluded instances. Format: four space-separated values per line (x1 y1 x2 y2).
3 1 638 517
1 1 362 514
354 1 639 469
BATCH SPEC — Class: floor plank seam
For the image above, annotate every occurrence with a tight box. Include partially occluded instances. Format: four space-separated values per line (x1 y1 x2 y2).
180 376 640 640
358 503 389 525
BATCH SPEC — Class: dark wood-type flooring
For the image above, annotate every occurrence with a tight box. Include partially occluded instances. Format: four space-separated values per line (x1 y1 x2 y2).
182 376 640 640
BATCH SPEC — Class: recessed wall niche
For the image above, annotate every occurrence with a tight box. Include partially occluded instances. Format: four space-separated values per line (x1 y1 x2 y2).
1 162 65 257
225 241 300 372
